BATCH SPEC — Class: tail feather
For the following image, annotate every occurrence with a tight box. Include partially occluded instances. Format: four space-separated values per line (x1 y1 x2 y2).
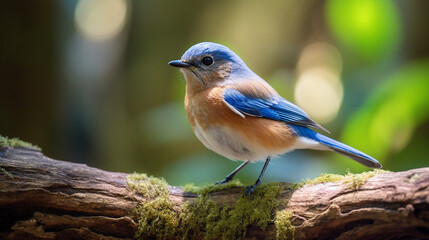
316 134 382 168
291 125 382 168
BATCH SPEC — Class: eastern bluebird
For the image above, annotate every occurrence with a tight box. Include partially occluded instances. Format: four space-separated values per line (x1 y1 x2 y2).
169 42 382 196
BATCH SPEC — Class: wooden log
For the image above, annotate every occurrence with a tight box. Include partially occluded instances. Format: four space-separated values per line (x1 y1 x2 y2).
0 147 428 239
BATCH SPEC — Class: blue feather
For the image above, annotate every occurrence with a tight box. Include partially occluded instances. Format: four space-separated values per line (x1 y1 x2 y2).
290 125 382 168
223 88 329 132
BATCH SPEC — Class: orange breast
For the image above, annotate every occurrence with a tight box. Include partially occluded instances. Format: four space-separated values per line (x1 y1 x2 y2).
185 86 296 153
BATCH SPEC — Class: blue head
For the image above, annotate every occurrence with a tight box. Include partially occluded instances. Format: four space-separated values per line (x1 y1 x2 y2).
169 42 257 89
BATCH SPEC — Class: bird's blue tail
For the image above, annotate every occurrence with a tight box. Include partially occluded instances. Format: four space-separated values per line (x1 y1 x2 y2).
291 125 382 168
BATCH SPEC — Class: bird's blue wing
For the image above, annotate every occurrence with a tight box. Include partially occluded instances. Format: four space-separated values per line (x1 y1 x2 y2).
223 88 329 132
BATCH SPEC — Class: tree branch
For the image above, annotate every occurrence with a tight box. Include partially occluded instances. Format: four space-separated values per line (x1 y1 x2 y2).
0 147 428 239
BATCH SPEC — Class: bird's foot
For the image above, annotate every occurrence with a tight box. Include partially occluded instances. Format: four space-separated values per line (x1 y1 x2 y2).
215 176 233 185
244 181 261 199
244 185 256 199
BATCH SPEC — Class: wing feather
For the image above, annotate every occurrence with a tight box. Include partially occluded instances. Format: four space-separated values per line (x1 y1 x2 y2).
223 88 329 133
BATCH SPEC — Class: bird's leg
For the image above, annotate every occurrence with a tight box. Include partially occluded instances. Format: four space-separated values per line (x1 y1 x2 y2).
215 161 250 185
244 156 271 198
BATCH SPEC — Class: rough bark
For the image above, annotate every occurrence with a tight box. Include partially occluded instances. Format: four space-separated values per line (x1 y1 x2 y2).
0 147 428 239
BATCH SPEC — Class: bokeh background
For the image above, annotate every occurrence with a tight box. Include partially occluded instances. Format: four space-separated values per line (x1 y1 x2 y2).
1 0 428 186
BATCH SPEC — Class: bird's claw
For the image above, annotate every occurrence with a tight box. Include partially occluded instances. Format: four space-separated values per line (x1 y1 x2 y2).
215 180 227 185
215 176 233 185
244 185 257 199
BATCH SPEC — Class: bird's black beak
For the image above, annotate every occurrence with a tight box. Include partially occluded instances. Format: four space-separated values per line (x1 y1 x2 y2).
168 60 191 68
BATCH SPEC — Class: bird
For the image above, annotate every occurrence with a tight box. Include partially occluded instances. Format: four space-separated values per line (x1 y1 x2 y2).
168 42 382 197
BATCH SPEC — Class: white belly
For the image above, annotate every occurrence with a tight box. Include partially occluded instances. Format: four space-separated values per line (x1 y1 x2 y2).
192 121 328 162
192 122 293 162
193 122 256 161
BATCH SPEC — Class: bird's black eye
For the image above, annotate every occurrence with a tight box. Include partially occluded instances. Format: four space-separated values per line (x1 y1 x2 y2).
202 56 214 66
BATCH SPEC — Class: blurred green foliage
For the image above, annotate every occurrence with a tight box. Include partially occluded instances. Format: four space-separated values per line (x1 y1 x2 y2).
341 61 429 171
326 0 401 61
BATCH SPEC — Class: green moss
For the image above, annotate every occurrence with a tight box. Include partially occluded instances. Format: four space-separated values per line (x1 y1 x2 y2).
183 182 284 239
134 196 181 239
293 169 390 190
127 173 181 239
182 179 243 195
127 169 389 239
0 135 41 151
274 169 390 240
275 210 294 240
127 174 284 240
405 173 420 183
127 173 169 199
1 167 13 179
